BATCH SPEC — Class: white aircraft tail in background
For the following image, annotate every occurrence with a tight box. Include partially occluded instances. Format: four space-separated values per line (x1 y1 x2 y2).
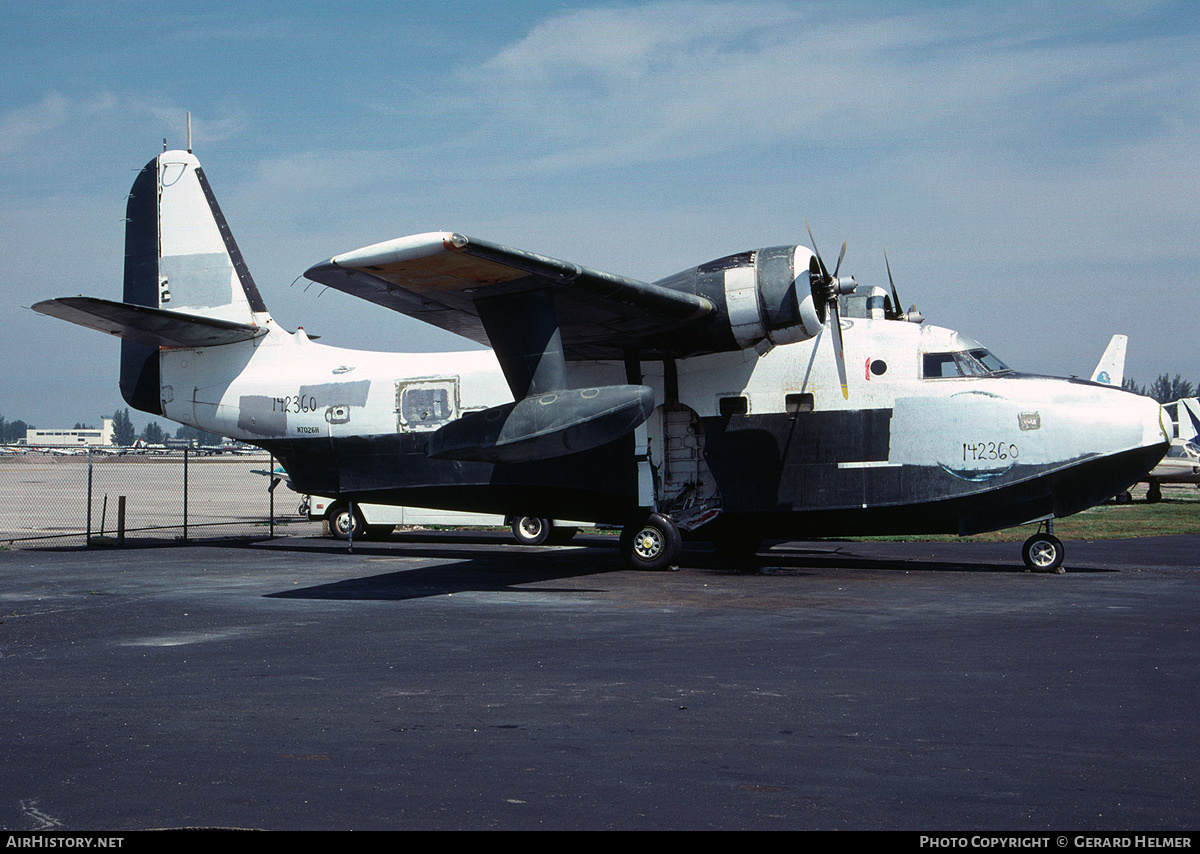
1090 334 1127 386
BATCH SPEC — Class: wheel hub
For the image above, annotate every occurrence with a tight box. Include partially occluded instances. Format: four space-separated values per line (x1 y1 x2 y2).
635 529 662 559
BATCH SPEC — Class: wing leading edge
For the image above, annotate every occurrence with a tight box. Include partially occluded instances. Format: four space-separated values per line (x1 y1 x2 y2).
303 232 713 360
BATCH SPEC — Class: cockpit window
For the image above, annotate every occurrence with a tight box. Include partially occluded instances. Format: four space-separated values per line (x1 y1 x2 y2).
922 349 1012 379
923 353 963 378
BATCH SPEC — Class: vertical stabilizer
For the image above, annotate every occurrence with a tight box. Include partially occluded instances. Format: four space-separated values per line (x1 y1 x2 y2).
156 150 268 322
120 150 271 414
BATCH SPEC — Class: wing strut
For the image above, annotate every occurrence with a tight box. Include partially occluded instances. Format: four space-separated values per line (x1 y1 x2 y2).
475 289 567 399
428 288 654 464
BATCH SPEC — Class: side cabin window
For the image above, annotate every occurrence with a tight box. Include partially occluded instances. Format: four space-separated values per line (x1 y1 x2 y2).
923 353 969 378
785 393 814 414
397 378 459 432
719 396 749 416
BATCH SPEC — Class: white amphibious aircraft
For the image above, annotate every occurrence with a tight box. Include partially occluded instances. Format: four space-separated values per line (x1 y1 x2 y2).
34 148 1169 572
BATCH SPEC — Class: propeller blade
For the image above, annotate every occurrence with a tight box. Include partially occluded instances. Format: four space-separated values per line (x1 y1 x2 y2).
829 301 849 400
806 221 849 397
884 250 903 321
806 221 831 325
806 220 830 279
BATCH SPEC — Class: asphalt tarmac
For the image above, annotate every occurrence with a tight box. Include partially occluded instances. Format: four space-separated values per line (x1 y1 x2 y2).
1 531 1197 831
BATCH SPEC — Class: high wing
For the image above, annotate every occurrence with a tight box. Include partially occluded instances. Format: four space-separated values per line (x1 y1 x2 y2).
303 232 713 361
32 296 265 348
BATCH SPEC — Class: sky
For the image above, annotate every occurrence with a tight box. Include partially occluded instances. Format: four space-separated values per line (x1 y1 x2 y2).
2 0 1197 430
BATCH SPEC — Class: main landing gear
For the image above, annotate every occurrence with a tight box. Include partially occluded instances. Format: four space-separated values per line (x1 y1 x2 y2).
1021 521 1065 573
619 512 682 571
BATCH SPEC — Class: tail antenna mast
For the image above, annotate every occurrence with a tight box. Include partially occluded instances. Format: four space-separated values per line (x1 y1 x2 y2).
187 111 192 153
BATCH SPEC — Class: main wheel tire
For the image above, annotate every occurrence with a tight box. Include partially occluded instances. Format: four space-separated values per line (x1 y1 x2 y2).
328 504 366 541
1022 533 1065 573
512 516 552 546
548 526 578 545
619 513 682 571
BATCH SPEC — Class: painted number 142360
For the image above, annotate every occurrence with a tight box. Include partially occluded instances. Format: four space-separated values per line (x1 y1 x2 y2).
272 394 318 413
963 441 1019 462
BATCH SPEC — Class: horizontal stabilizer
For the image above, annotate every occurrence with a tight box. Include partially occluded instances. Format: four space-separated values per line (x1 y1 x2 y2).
428 384 655 464
33 296 265 348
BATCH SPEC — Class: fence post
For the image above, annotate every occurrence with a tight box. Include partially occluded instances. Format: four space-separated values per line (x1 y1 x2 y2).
183 447 189 543
86 448 93 546
269 454 275 538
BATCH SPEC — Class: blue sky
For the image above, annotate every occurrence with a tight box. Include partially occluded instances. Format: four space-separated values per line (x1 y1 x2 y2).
2 1 1197 429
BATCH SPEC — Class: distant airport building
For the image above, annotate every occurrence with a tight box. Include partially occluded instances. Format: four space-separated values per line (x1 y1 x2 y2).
26 417 115 447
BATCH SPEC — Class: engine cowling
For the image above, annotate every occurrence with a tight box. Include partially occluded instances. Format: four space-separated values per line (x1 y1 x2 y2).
653 245 827 355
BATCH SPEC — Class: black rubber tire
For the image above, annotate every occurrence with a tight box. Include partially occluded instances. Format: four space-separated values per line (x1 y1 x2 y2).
512 516 552 546
328 503 365 541
1022 533 1065 573
619 513 682 571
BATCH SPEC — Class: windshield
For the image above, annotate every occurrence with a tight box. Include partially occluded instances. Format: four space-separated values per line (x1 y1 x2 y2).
970 348 1012 374
922 348 1013 379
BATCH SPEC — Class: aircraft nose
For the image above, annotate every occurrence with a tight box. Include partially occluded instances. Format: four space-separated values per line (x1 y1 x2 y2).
1143 395 1171 451
1111 388 1169 456
1117 389 1171 472
1040 386 1169 520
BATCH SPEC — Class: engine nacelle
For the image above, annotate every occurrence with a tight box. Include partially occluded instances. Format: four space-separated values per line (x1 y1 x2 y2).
654 245 828 356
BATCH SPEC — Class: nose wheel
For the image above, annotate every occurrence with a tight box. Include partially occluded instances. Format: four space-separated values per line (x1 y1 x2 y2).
1022 523 1065 573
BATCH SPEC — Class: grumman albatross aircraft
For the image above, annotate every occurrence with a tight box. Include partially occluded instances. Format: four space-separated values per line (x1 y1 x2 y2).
34 148 1169 572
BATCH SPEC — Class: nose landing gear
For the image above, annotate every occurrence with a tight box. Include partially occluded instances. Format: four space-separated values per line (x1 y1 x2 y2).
1022 520 1065 573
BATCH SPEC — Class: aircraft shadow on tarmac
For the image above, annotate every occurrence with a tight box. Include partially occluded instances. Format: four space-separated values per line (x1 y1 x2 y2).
262 539 618 601
253 533 1105 602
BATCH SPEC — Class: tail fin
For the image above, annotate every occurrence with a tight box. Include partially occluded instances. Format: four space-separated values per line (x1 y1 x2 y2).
149 151 269 322
1090 334 1127 386
121 150 270 413
35 150 272 415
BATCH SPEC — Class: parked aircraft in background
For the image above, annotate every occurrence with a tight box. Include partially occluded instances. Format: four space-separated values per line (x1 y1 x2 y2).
1141 438 1200 502
1141 399 1200 502
33 147 1169 572
1164 398 1200 443
1090 335 1127 386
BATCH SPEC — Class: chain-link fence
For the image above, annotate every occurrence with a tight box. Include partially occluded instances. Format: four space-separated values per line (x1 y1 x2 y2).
0 449 321 547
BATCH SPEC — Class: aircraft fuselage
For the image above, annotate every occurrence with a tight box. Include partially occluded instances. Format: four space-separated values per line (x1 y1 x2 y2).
157 310 1167 540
